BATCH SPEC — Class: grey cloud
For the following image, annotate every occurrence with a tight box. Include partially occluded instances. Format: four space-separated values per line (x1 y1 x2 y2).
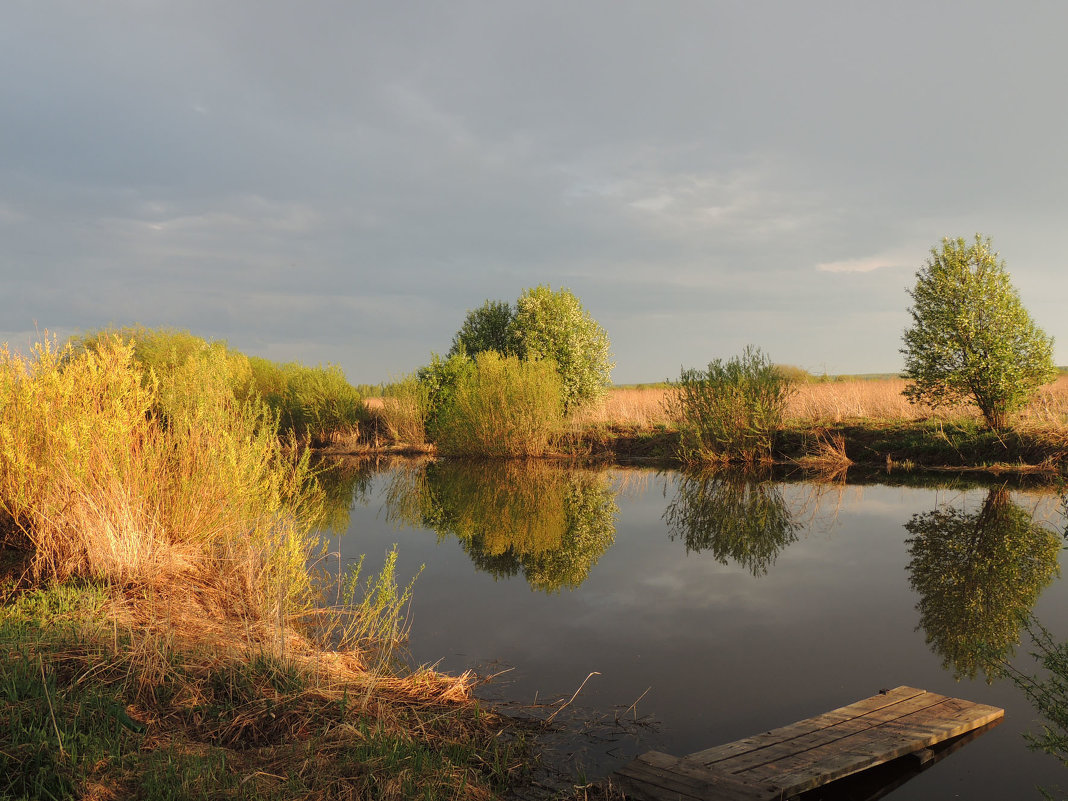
3 1 1068 382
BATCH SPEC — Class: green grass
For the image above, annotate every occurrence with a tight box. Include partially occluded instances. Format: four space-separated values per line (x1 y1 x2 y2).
0 577 529 800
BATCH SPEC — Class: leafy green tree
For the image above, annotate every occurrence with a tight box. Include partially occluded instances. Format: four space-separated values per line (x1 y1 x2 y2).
448 300 515 358
510 285 614 413
905 487 1061 680
901 235 1056 430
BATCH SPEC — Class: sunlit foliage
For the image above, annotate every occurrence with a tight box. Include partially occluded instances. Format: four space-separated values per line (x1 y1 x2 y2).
434 352 565 457
905 487 1061 680
667 345 796 463
902 236 1056 430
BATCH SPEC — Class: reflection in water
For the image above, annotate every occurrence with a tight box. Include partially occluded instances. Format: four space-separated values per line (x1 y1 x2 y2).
905 487 1061 680
306 457 375 533
663 470 800 576
385 461 617 593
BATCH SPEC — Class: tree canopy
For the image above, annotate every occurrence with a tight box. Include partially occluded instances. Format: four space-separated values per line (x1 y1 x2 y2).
901 235 1056 430
446 286 613 413
510 285 613 413
448 300 514 358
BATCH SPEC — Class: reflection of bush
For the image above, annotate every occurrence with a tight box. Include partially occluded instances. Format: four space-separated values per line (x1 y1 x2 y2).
905 487 1061 680
384 461 617 592
663 471 799 576
307 459 375 533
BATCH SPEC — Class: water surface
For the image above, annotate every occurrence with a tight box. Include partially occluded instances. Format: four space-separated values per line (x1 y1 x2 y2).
322 460 1068 799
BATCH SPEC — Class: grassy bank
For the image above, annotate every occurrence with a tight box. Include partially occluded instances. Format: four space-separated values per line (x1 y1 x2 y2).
567 379 1068 472
356 377 1068 472
0 335 535 799
0 570 525 800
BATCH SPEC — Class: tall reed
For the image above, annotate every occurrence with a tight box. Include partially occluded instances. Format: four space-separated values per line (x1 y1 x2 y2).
378 377 429 447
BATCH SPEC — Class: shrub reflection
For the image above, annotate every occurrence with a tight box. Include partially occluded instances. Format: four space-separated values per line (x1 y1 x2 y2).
385 461 617 593
663 470 800 576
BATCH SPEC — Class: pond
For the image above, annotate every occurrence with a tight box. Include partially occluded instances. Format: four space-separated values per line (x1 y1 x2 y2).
319 459 1068 799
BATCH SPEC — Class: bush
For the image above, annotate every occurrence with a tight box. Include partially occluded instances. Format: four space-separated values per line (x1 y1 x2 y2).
246 358 365 443
667 346 796 463
433 351 565 457
773 364 813 383
416 352 474 440
0 334 322 617
72 327 366 443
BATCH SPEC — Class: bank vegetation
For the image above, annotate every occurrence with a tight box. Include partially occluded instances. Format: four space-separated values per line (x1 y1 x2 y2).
0 333 533 800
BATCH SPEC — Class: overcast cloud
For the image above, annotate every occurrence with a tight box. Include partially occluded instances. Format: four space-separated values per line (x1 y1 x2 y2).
3 1 1066 382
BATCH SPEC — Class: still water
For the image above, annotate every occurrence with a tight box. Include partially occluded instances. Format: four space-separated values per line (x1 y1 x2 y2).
321 459 1068 799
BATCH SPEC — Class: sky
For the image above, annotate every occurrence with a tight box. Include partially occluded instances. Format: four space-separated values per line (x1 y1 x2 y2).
3 1 1067 384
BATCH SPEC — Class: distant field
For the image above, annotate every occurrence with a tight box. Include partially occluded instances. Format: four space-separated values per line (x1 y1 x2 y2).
365 375 1068 433
574 375 1068 429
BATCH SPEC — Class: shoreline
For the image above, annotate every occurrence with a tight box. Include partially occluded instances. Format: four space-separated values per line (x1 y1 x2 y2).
317 418 1068 482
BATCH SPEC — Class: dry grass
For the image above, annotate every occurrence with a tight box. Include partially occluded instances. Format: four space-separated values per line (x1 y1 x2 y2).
572 377 1068 431
571 387 674 429
0 334 531 799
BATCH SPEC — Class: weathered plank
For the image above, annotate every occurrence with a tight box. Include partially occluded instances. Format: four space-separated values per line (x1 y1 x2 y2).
696 689 950 774
613 687 1003 801
725 695 1003 788
687 686 926 766
616 751 775 801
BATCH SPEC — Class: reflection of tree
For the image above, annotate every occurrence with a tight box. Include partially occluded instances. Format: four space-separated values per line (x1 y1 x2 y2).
663 471 800 576
385 461 617 593
305 457 375 533
905 487 1061 680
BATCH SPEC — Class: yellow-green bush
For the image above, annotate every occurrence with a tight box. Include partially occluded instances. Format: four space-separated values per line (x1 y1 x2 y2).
0 335 322 620
73 327 365 444
667 346 796 463
433 351 564 457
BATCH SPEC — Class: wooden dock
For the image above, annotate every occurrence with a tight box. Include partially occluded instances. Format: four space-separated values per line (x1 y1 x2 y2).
614 686 1004 800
